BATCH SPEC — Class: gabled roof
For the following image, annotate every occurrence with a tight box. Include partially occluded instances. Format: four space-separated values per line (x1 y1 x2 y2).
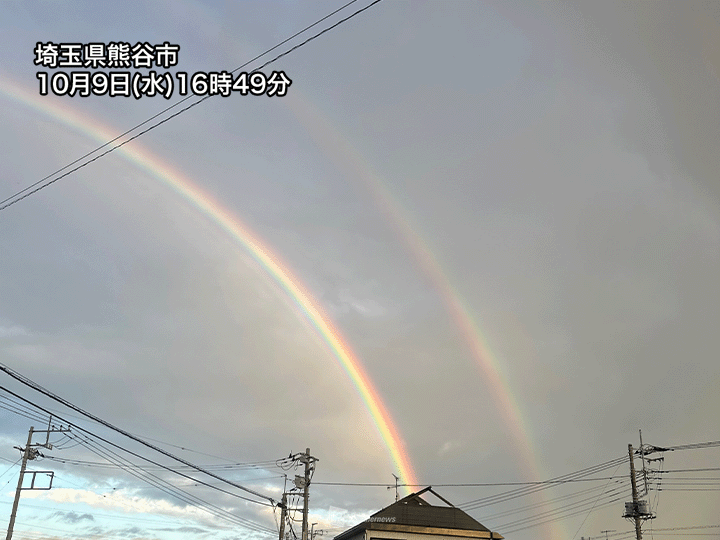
334 487 504 540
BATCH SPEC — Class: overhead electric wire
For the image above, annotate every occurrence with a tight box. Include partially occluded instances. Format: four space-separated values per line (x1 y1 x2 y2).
63 431 275 534
0 393 50 424
0 401 48 424
658 487 720 492
59 431 275 534
314 476 630 488
665 440 720 451
499 492 628 535
490 449 720 535
44 455 287 472
641 440 720 456
478 478 630 522
137 434 289 466
0 364 274 504
0 0 384 212
570 461 625 540
459 455 628 510
0 0 362 207
0 457 21 482
4 388 286 467
653 479 720 485
491 481 629 532
661 467 720 473
586 532 637 540
0 383 274 510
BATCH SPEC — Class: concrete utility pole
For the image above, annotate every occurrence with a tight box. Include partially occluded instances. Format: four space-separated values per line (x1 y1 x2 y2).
300 448 317 540
278 492 287 540
6 422 70 540
628 444 643 540
6 427 34 540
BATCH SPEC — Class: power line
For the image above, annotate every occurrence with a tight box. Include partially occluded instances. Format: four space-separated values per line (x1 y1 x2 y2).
0 394 51 424
43 455 287 471
642 441 720 455
570 462 625 540
0 457 21 482
0 363 274 504
666 441 720 451
493 483 628 533
0 393 279 534
0 382 273 508
5 388 285 467
479 480 629 522
313 477 630 488
0 0 384 213
661 468 720 473
60 431 275 534
459 456 628 510
0 0 361 208
500 493 628 535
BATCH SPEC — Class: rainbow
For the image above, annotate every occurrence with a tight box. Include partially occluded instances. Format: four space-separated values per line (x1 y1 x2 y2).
287 95 561 539
0 75 419 490
139 4 557 534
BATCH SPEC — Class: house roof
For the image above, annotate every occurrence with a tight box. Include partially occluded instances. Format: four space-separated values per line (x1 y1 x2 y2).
334 487 504 540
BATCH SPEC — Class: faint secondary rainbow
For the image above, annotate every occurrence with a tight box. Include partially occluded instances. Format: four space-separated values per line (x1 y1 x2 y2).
286 94 563 539
0 76 418 490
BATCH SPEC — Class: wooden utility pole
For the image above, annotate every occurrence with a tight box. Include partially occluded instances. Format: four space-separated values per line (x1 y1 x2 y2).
628 444 642 540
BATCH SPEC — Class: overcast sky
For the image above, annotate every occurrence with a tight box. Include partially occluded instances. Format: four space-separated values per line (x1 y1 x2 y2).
1 2 719 540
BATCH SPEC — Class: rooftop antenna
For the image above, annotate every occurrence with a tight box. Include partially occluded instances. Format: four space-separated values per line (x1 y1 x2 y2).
389 474 400 502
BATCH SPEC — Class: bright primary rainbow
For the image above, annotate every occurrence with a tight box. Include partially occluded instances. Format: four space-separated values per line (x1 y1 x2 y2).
288 95 561 540
0 77 419 490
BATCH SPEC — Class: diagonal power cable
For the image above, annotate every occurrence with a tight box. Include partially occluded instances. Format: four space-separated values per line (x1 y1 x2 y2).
0 0 383 212
0 363 274 505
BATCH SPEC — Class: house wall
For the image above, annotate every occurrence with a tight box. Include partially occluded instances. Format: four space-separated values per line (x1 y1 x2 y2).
339 531 364 540
366 529 487 540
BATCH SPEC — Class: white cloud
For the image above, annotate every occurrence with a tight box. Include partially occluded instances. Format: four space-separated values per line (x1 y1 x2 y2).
26 488 232 528
438 440 462 456
0 325 30 338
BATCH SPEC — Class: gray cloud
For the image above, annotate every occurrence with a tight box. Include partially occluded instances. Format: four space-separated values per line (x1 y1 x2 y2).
0 1 718 539
51 510 96 523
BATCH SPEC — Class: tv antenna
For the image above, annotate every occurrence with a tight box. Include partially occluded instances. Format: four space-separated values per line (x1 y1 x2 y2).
388 474 400 502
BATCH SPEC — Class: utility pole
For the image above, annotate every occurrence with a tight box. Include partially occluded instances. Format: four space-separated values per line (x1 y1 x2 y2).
6 422 70 540
278 492 287 540
628 444 642 540
6 427 34 540
300 448 317 540
601 529 616 540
